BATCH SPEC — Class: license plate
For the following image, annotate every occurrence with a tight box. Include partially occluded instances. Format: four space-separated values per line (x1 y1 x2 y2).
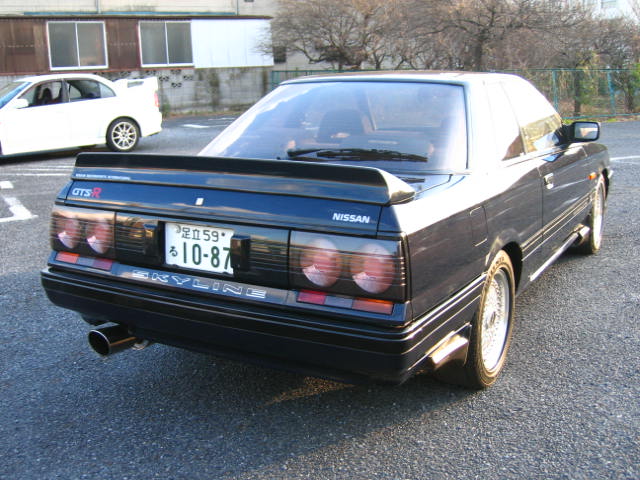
165 222 234 275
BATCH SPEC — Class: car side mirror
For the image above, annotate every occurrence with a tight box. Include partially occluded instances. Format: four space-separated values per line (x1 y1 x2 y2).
566 121 600 142
11 98 29 109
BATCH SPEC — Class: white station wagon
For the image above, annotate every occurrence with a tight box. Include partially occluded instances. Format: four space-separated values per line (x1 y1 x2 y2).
0 73 162 156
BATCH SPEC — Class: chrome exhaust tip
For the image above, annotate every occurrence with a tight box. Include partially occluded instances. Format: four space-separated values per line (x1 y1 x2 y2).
425 326 471 371
88 325 146 356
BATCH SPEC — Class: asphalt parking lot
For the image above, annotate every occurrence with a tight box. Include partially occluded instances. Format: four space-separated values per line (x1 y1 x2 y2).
1 117 638 479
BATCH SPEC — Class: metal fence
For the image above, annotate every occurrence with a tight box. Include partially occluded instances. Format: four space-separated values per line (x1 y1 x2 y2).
270 68 640 120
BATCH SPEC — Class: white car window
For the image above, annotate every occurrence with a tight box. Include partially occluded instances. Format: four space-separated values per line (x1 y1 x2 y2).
67 79 115 101
21 81 65 107
0 81 28 108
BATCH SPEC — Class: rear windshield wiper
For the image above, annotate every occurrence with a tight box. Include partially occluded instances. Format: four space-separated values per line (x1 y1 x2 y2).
286 148 428 163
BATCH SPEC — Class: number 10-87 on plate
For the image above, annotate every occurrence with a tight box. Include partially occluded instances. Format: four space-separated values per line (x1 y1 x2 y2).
165 222 234 275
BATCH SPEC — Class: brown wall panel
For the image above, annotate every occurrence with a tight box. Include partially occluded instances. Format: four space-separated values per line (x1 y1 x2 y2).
0 18 49 75
0 17 144 75
105 18 140 70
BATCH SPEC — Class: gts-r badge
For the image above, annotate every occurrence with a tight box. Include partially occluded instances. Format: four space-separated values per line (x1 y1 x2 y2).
332 212 371 224
71 187 102 199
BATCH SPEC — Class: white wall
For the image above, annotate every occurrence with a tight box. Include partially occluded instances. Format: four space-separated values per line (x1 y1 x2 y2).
192 19 273 68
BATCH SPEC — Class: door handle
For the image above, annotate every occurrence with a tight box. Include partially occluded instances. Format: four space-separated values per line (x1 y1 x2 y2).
543 173 554 189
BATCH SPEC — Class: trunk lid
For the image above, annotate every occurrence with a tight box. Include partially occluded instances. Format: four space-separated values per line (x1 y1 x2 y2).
65 153 417 234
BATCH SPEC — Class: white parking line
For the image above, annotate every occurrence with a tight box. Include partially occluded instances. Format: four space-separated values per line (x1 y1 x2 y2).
13 167 73 171
611 155 640 164
1 165 73 177
0 181 13 189
183 124 210 129
0 195 36 223
3 173 70 177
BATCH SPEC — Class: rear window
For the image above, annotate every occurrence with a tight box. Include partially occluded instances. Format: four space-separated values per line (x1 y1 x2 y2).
68 79 115 101
200 81 468 177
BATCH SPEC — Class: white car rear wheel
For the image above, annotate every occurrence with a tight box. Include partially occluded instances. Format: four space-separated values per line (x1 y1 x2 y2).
107 118 139 152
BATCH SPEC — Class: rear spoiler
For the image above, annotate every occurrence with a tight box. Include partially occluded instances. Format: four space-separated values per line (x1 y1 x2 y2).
72 153 416 206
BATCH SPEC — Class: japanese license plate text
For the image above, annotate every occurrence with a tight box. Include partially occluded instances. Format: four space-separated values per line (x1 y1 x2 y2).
165 222 233 275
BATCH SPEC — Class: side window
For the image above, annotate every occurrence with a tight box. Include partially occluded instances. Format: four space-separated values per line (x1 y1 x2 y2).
486 83 525 160
503 79 563 153
68 83 83 101
21 81 65 107
99 83 115 98
67 80 114 101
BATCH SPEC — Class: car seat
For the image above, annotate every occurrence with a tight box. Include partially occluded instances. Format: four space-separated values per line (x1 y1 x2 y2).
317 109 371 143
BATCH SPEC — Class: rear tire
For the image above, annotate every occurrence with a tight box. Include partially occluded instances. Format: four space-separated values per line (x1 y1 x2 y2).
106 118 139 152
437 251 515 389
575 176 606 255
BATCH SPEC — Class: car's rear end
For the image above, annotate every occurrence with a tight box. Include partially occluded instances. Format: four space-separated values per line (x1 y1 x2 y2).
113 77 162 138
41 152 467 383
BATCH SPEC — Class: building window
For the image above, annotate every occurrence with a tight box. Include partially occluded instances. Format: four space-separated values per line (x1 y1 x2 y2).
47 22 108 70
139 21 193 66
273 46 287 64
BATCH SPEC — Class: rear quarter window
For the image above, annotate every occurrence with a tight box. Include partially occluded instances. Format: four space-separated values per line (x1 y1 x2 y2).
503 79 563 153
486 83 525 160
68 79 115 101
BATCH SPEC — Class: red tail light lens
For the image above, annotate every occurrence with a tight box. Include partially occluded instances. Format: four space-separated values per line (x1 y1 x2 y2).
299 237 342 287
290 232 405 302
55 215 81 249
85 218 113 255
350 243 395 294
51 206 115 258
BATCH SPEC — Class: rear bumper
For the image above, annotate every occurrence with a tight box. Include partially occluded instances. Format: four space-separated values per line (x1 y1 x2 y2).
139 110 163 137
41 266 481 384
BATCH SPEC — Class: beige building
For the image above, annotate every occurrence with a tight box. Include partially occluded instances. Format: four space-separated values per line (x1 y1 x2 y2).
0 1 282 112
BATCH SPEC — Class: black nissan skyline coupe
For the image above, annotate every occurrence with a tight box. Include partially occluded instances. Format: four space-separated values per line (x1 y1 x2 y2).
41 72 611 388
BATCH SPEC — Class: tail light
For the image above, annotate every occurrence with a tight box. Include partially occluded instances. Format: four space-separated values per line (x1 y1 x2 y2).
50 206 115 258
290 232 406 302
55 215 81 249
350 243 395 294
85 218 113 255
154 91 160 109
299 237 342 287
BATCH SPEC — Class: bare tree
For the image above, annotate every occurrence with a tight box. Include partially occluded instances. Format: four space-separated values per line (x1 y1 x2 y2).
595 16 640 112
268 0 390 69
382 0 590 71
266 0 640 88
382 0 452 69
440 0 588 71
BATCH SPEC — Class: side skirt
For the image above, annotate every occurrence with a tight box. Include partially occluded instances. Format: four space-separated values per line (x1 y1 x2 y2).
528 225 590 282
